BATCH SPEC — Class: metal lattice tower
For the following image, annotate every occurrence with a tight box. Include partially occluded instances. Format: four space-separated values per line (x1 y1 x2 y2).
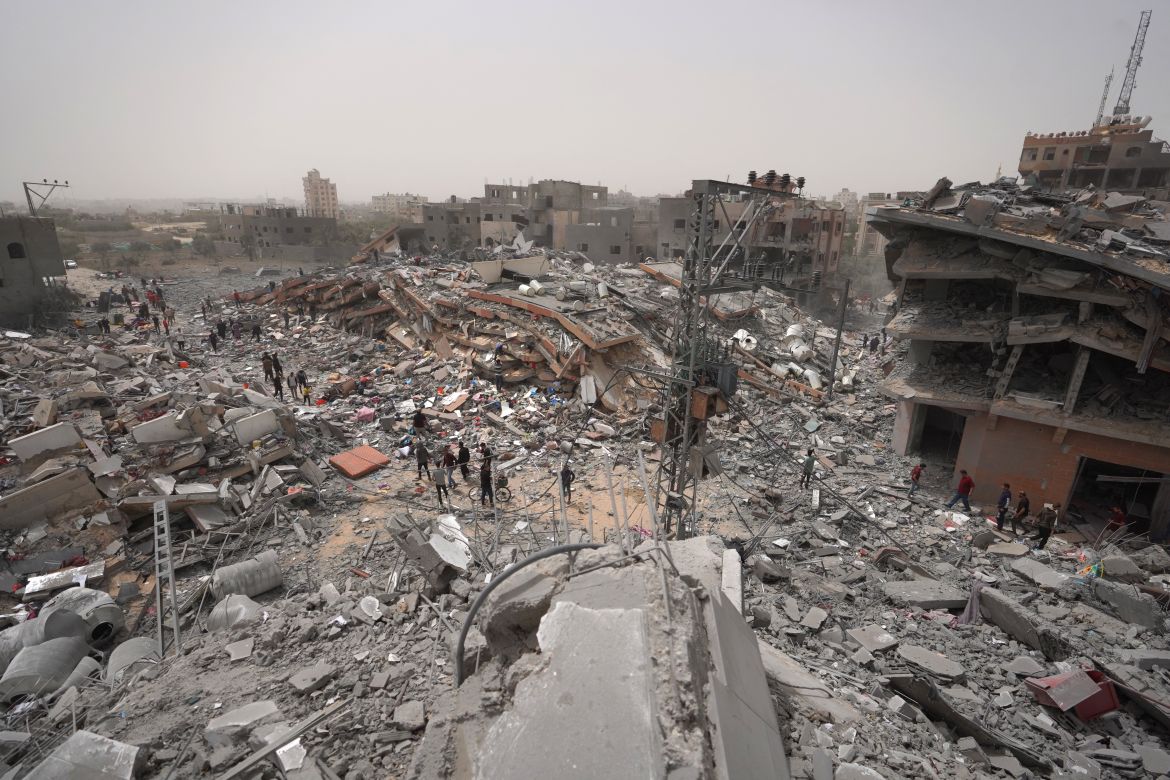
1112 10 1152 116
655 180 792 539
1094 69 1113 127
153 500 183 656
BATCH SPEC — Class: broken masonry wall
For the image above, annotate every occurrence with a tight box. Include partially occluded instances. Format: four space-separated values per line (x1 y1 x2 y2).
892 402 1170 512
950 411 1170 515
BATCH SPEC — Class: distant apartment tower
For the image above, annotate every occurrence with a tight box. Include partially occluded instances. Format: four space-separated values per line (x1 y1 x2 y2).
303 169 339 219
372 192 428 220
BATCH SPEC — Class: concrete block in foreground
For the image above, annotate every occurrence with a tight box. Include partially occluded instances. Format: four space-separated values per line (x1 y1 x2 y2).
881 579 967 609
25 729 141 779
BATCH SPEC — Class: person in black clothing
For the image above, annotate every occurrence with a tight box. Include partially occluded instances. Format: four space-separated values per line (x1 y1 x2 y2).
208 332 219 352
412 409 428 435
216 319 227 339
283 309 291 329
414 440 430 480
272 374 284 400
151 314 160 333
296 369 308 392
457 441 471 480
251 322 262 342
270 353 282 376
479 443 494 470
560 463 576 502
1011 491 1030 535
480 460 494 507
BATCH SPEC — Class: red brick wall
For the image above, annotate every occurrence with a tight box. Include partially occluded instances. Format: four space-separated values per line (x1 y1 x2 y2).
952 413 1170 508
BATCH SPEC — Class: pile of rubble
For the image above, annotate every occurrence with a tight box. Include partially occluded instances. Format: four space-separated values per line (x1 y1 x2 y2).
1 242 1169 779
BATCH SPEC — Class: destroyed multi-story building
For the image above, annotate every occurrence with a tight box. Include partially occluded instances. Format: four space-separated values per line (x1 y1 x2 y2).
0 216 67 326
1019 115 1170 196
854 192 915 259
657 180 845 286
418 180 655 263
302 168 340 219
870 177 1170 535
210 203 337 251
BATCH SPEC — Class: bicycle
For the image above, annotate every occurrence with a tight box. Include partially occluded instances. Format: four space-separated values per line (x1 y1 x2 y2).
468 472 511 504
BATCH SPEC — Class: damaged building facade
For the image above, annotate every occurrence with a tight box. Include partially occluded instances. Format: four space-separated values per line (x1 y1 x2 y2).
871 178 1170 534
1019 115 1170 197
0 216 67 326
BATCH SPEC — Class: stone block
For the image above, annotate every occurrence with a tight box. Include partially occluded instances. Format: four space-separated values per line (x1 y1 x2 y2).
0 468 101 530
801 607 828 630
289 662 335 694
233 409 280 446
1101 555 1147 584
392 700 426 731
25 729 140 779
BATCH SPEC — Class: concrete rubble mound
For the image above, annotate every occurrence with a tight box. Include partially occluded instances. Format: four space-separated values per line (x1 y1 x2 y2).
0 224 1167 779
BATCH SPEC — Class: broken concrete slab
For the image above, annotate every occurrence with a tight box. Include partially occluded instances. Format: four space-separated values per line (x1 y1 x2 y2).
206 700 281 747
25 729 141 779
0 467 101 530
391 700 426 731
1010 558 1069 590
474 601 664 778
225 638 255 662
1093 578 1165 632
8 422 83 461
986 542 1029 557
897 645 965 682
1005 656 1045 676
801 607 829 630
289 662 335 694
881 579 967 609
846 625 899 654
758 639 860 724
232 409 280 446
1101 554 1147 584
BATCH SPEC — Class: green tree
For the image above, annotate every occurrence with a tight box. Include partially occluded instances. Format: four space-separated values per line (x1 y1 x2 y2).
191 234 217 257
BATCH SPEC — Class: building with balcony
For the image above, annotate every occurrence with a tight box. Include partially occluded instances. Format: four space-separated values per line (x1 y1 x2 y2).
1018 115 1170 196
303 169 340 220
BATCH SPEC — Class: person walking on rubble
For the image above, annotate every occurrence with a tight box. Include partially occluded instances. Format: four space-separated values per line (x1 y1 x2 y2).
800 449 816 489
301 384 312 406
272 371 284 401
412 408 428 436
441 445 457 485
262 352 273 382
480 459 495 507
1011 490 1030 534
908 463 925 497
433 463 450 508
414 440 431 480
296 368 308 394
232 320 242 340
284 309 291 329
271 353 282 377
561 463 576 503
287 372 298 399
251 322 262 342
151 314 160 334
208 331 219 353
457 440 471 480
216 319 227 340
945 469 975 513
1030 503 1058 550
995 483 1013 531
176 327 185 352
162 318 170 336
233 290 242 309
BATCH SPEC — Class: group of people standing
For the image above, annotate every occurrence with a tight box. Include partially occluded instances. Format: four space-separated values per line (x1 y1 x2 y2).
410 424 493 510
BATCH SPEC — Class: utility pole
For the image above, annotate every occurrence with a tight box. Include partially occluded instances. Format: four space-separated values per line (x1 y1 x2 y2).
23 179 70 217
826 278 851 399
656 178 796 539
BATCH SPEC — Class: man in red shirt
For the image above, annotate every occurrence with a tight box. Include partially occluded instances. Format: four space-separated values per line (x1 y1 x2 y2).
908 463 925 497
945 469 975 513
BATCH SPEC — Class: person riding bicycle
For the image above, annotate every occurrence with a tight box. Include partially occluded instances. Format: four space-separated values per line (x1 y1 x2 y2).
479 460 494 507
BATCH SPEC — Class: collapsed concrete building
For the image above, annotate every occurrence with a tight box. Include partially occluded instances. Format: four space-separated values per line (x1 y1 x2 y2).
870 177 1170 533
0 216 69 328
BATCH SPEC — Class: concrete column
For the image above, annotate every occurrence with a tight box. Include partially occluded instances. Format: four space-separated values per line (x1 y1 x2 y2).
891 400 925 455
1150 480 1170 541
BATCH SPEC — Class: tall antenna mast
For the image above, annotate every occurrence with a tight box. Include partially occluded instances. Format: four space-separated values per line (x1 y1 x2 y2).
1112 10 1152 116
1094 68 1114 126
22 179 70 217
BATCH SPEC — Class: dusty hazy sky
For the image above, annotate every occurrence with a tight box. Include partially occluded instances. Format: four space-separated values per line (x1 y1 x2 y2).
3 0 1167 205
